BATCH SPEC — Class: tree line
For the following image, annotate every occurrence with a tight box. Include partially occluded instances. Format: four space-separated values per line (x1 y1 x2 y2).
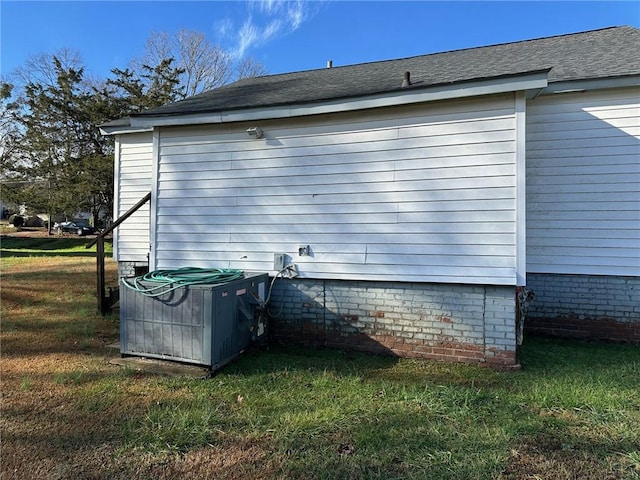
0 30 266 228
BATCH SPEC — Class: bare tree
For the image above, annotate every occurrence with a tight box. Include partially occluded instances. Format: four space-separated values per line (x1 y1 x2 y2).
235 57 268 80
136 29 231 98
12 48 84 89
135 29 267 98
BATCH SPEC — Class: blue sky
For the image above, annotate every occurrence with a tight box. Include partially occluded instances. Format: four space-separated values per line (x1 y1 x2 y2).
1 1 639 81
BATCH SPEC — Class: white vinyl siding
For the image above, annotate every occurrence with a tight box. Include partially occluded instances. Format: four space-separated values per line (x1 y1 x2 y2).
114 132 153 262
153 95 520 285
526 87 640 276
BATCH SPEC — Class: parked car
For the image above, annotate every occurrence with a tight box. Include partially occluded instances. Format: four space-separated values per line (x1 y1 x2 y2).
54 220 96 236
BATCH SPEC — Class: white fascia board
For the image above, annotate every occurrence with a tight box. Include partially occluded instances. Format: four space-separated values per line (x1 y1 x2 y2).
130 71 549 128
540 75 640 95
100 125 153 136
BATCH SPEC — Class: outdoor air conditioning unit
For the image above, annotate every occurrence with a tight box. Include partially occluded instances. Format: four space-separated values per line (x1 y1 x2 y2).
119 272 269 372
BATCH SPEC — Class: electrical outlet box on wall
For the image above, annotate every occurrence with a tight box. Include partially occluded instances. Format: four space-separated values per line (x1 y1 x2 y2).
273 253 286 271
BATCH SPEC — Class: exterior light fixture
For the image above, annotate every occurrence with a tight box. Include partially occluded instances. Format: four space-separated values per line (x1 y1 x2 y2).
246 127 263 139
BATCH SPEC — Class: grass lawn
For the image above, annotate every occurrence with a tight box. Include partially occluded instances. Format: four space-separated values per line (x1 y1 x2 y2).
1 247 639 479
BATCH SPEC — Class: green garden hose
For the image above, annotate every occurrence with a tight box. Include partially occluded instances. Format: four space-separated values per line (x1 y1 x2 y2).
121 267 245 297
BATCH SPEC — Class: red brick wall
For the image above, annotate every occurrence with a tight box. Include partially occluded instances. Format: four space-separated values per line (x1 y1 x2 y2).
272 322 518 366
525 316 640 343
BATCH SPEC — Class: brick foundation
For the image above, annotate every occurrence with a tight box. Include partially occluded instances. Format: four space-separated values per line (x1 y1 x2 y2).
118 261 149 279
525 274 639 342
269 279 518 367
525 315 640 343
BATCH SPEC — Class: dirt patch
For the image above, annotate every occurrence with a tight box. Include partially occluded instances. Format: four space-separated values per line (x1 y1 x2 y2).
1 227 98 239
2 227 54 238
500 435 627 480
112 440 281 480
109 357 210 379
1 437 281 480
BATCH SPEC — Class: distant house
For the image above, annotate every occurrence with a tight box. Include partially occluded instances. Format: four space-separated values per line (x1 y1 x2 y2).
102 26 640 366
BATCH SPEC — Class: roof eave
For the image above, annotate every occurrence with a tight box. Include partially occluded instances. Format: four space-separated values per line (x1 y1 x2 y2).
99 124 153 136
129 70 550 128
98 116 154 136
540 74 640 95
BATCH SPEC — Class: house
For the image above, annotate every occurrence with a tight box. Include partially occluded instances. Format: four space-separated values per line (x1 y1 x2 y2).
101 26 640 367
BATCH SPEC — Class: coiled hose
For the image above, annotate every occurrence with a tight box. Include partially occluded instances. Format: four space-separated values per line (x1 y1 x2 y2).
121 267 245 297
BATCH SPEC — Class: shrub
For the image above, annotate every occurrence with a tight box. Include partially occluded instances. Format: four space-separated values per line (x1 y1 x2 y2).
24 216 43 227
8 214 24 227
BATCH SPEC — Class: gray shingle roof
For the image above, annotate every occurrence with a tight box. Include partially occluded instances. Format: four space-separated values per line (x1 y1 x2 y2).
134 26 640 119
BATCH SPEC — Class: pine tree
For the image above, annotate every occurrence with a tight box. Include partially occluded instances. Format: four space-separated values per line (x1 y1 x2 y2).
106 58 185 112
2 38 256 226
5 57 116 225
12 58 84 219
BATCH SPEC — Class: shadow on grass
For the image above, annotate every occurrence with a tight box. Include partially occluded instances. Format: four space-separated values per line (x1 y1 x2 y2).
228 344 401 378
0 236 112 257
518 335 640 373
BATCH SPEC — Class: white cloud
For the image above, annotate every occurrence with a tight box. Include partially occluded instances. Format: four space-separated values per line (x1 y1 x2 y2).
214 18 234 38
286 1 305 30
219 0 316 58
